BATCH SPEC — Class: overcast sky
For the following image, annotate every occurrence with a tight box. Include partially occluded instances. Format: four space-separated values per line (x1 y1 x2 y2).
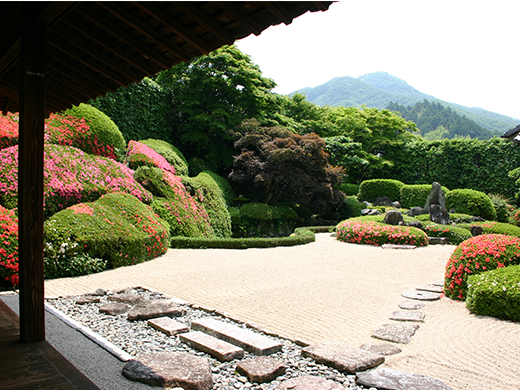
236 0 520 120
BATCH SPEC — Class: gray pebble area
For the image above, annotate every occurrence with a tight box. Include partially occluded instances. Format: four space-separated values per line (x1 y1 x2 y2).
46 288 375 390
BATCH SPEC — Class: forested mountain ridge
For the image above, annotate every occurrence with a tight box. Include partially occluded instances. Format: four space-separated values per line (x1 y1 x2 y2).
294 72 518 137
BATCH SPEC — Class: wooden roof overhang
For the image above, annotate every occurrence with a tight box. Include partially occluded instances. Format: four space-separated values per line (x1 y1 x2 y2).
0 1 332 343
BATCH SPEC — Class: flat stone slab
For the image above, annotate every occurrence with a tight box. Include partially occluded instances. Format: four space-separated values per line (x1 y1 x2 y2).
236 356 286 383
275 376 344 389
128 300 185 321
359 342 402 356
432 280 444 287
417 285 444 294
399 300 425 310
356 368 453 390
191 318 282 355
75 295 101 305
99 302 130 316
428 237 449 245
179 331 244 362
122 352 213 390
148 317 189 336
108 293 144 305
372 324 420 344
401 290 441 301
301 343 384 374
382 244 416 250
390 310 425 322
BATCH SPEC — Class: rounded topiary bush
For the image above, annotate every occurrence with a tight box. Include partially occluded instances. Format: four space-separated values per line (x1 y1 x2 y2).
338 183 360 197
57 103 126 160
44 192 170 271
0 205 18 287
336 219 428 247
466 264 520 322
201 171 236 208
0 112 19 150
422 222 472 246
487 194 513 223
357 179 405 203
400 184 450 209
459 221 520 239
139 139 189 176
0 144 152 216
127 140 176 174
233 203 299 238
444 234 520 300
445 189 497 221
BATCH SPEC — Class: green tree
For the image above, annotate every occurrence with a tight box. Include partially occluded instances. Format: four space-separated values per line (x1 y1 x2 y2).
155 45 278 174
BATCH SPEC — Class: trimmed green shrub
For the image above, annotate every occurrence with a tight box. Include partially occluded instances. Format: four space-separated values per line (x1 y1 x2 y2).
400 184 450 209
0 112 18 150
336 219 428 247
466 264 520 322
459 221 520 239
44 193 170 271
338 183 360 196
140 138 189 176
446 189 497 221
449 213 479 223
189 157 217 177
0 144 152 216
62 103 126 161
341 196 364 219
126 140 176 174
0 205 18 287
233 202 299 238
202 171 236 208
182 172 232 238
444 234 520 300
45 253 107 280
358 179 405 203
487 193 513 223
422 222 472 245
171 227 315 249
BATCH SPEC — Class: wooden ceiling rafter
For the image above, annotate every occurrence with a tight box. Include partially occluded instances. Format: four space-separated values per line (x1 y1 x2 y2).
262 2 293 25
217 2 263 36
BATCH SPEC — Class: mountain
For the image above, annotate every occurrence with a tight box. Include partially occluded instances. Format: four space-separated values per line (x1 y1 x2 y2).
293 72 519 136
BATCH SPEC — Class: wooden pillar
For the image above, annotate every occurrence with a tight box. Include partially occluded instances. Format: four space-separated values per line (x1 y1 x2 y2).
19 19 46 343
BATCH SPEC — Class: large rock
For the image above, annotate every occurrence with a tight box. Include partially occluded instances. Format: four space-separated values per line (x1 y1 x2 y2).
122 352 213 390
372 324 420 344
430 204 450 225
108 293 144 305
275 376 344 389
236 356 286 383
375 196 394 206
356 368 453 390
383 210 404 225
301 343 384 374
406 207 427 217
99 302 130 316
128 300 185 321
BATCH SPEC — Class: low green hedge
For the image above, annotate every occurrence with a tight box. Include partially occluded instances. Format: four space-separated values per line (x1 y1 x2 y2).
446 189 497 221
466 264 520 322
422 222 472 245
357 179 405 203
170 227 315 249
232 202 299 238
458 221 520 238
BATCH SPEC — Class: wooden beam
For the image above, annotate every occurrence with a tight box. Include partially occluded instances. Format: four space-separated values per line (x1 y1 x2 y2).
262 2 292 25
177 3 234 45
19 18 46 343
217 2 263 36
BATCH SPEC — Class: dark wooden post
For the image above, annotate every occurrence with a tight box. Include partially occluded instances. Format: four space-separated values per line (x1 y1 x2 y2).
19 18 46 342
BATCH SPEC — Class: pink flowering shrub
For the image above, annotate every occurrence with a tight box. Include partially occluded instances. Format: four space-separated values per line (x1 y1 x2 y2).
44 192 169 271
126 140 176 174
0 205 18 287
336 219 428 247
444 234 520 300
0 144 152 217
0 112 19 150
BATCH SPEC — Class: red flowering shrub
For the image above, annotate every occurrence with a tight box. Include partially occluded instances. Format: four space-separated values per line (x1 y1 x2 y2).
0 112 19 150
0 144 152 217
0 205 18 287
44 192 169 270
444 234 520 300
336 219 428 247
126 140 176 174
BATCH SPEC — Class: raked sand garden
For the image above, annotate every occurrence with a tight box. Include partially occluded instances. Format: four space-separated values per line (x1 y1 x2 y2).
44 233 520 390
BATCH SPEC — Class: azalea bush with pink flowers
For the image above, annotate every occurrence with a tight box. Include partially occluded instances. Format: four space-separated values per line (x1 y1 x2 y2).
126 140 176 174
336 219 428 247
0 144 152 217
0 112 19 150
0 205 18 287
444 234 520 300
44 192 169 273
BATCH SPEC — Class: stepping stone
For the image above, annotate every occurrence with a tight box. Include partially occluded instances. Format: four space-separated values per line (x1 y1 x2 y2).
399 300 425 310
390 310 425 322
359 342 402 356
428 237 449 245
148 317 189 336
122 352 213 390
236 356 286 383
191 318 282 355
275 376 344 389
179 331 244 362
432 280 444 287
128 300 185 321
417 284 444 294
382 244 416 250
301 343 384 374
356 368 454 390
75 295 101 305
90 288 107 296
372 324 420 344
99 302 130 316
401 290 441 301
108 293 144 305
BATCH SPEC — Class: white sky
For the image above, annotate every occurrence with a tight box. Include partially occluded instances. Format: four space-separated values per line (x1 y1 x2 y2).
236 0 520 120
